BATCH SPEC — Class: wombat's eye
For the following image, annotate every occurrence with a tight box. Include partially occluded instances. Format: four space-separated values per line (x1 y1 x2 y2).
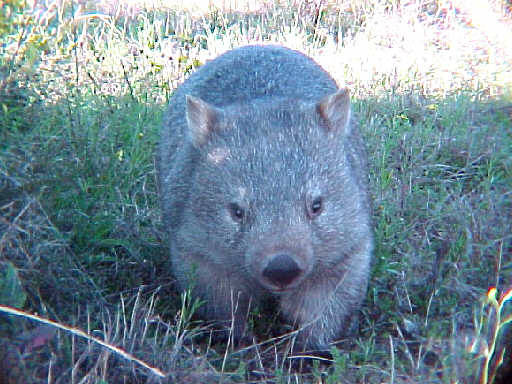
228 203 245 222
307 197 323 218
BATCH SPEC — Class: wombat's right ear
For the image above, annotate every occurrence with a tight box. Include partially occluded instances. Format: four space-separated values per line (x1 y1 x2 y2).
186 95 221 147
316 88 351 135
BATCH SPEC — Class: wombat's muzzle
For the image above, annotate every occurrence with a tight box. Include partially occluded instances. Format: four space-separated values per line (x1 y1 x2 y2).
261 253 303 290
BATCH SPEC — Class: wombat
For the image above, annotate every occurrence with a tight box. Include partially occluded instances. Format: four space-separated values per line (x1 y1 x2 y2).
157 45 373 350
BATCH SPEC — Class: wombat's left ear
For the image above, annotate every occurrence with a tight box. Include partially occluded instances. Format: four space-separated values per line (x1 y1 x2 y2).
186 95 222 147
316 88 351 135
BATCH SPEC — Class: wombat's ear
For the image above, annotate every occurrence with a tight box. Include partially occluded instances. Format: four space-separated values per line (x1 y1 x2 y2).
186 95 221 147
316 88 351 135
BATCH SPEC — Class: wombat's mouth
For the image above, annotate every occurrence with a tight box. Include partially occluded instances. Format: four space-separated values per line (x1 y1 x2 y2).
265 285 299 294
260 274 305 292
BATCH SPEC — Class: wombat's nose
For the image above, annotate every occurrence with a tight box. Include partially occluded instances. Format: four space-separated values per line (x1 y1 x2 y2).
262 254 302 288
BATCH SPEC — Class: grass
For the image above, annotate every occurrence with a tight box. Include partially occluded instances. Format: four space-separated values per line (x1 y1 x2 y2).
1 0 511 382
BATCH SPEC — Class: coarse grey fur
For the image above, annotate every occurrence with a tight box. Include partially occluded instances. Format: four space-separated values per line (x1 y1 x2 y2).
157 45 373 350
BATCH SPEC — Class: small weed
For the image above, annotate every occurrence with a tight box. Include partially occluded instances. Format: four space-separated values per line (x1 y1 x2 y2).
471 287 512 384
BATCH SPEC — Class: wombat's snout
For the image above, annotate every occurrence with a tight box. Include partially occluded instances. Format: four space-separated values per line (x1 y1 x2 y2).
262 253 303 289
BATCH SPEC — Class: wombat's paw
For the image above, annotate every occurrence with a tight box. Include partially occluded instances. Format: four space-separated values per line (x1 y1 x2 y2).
203 316 253 348
293 326 336 356
235 331 256 348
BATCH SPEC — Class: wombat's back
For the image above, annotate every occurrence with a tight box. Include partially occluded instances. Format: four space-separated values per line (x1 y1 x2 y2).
161 45 337 155
172 44 337 108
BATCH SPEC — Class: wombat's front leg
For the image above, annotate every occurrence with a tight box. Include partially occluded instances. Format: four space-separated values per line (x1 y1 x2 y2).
177 256 253 343
280 265 367 350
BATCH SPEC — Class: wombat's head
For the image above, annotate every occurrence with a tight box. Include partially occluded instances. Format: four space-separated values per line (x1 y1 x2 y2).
183 89 370 292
